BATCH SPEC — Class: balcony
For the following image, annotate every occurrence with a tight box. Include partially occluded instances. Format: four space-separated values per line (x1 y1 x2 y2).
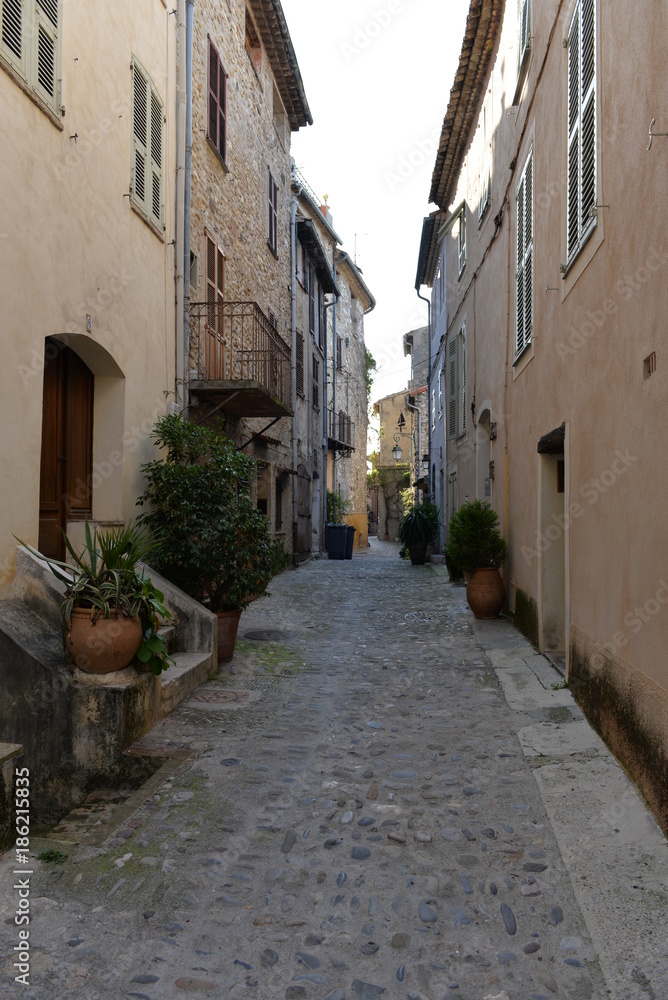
328 408 355 453
189 301 292 417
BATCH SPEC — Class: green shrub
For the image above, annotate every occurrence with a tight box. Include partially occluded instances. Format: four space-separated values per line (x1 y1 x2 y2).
447 499 508 572
397 501 440 549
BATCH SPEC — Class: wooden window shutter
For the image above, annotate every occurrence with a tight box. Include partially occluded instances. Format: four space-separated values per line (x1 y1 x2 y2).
431 388 436 432
518 0 531 71
1 0 25 77
308 265 315 335
336 335 342 371
131 58 163 228
447 337 457 438
35 0 59 110
150 85 163 227
567 0 596 262
206 234 224 335
516 168 526 354
208 39 226 160
460 325 467 433
268 170 278 253
132 62 149 216
296 331 304 397
312 356 319 409
318 285 324 350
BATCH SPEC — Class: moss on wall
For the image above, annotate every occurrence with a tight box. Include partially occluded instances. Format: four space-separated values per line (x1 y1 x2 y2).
513 588 539 648
569 640 668 834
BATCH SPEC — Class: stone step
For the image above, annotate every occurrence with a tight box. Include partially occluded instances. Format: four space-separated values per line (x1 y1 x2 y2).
160 650 215 717
157 623 177 654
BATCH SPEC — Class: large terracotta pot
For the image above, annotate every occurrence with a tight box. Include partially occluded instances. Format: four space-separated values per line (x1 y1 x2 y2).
466 567 506 619
216 608 242 664
65 608 143 674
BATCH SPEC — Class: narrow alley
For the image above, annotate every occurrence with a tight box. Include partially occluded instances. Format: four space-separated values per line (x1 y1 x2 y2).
1 545 666 1000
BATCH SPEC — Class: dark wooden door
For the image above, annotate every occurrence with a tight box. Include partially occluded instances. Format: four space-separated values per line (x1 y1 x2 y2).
296 465 311 562
38 341 94 559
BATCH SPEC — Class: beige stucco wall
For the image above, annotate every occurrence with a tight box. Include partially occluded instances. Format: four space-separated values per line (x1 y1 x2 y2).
0 1 176 582
433 0 668 824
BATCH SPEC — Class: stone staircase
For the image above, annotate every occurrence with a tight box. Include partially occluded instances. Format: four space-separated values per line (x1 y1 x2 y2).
0 546 217 827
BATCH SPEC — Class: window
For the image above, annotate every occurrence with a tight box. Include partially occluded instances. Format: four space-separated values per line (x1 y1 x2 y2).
273 81 288 149
438 367 443 420
308 264 316 337
478 95 492 223
296 331 304 397
516 148 533 356
457 209 466 276
275 476 283 530
245 8 261 75
567 0 596 263
514 0 532 101
131 58 163 231
205 232 224 337
268 169 278 255
431 388 436 432
318 285 325 350
207 38 226 163
447 324 467 439
336 335 343 371
0 0 61 116
312 356 320 409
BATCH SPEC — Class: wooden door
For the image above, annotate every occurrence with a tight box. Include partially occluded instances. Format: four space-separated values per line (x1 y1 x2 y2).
38 341 94 559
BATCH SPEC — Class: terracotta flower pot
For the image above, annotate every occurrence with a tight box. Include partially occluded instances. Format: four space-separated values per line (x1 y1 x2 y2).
216 608 242 664
65 608 143 674
466 567 506 619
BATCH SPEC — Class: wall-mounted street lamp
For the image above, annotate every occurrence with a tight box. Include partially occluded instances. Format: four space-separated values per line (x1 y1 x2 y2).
392 438 403 463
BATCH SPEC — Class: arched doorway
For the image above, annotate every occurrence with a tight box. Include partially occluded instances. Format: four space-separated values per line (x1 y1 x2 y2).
38 339 94 558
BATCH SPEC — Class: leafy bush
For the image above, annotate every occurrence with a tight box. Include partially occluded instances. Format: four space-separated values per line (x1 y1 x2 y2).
446 499 508 572
327 489 352 525
397 502 440 549
137 415 288 613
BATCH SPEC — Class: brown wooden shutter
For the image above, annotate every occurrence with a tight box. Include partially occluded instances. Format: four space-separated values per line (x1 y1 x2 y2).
296 331 304 397
312 356 319 409
208 39 219 147
308 265 316 335
336 335 342 371
64 351 94 520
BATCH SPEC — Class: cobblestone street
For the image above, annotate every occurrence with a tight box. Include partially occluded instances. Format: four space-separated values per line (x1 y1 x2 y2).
1 543 666 1000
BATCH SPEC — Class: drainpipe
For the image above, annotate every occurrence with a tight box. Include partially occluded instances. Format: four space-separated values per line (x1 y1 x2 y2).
182 0 194 417
290 184 301 565
175 0 187 412
416 289 431 498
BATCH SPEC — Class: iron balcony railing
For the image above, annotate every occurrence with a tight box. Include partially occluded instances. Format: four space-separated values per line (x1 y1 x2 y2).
189 301 291 411
328 408 355 451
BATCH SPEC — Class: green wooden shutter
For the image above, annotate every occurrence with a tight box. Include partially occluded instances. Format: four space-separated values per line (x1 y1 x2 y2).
1 0 26 77
447 337 457 439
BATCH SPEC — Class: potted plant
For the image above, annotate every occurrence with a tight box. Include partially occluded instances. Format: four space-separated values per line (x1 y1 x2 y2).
137 415 289 663
397 501 440 565
446 499 509 618
19 520 173 675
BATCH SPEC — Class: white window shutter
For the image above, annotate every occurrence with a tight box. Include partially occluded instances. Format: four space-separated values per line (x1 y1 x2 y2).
516 150 534 355
1 0 26 77
567 0 596 262
150 85 163 228
519 0 531 70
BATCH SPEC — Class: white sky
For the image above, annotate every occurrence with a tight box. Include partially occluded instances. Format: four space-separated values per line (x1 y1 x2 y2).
280 0 470 404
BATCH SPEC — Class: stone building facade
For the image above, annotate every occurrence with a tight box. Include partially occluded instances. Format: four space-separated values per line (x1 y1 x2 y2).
416 0 668 829
292 172 375 556
187 0 311 556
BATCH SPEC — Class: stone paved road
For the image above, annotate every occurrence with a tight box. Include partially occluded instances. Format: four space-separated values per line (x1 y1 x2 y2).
1 543 666 999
